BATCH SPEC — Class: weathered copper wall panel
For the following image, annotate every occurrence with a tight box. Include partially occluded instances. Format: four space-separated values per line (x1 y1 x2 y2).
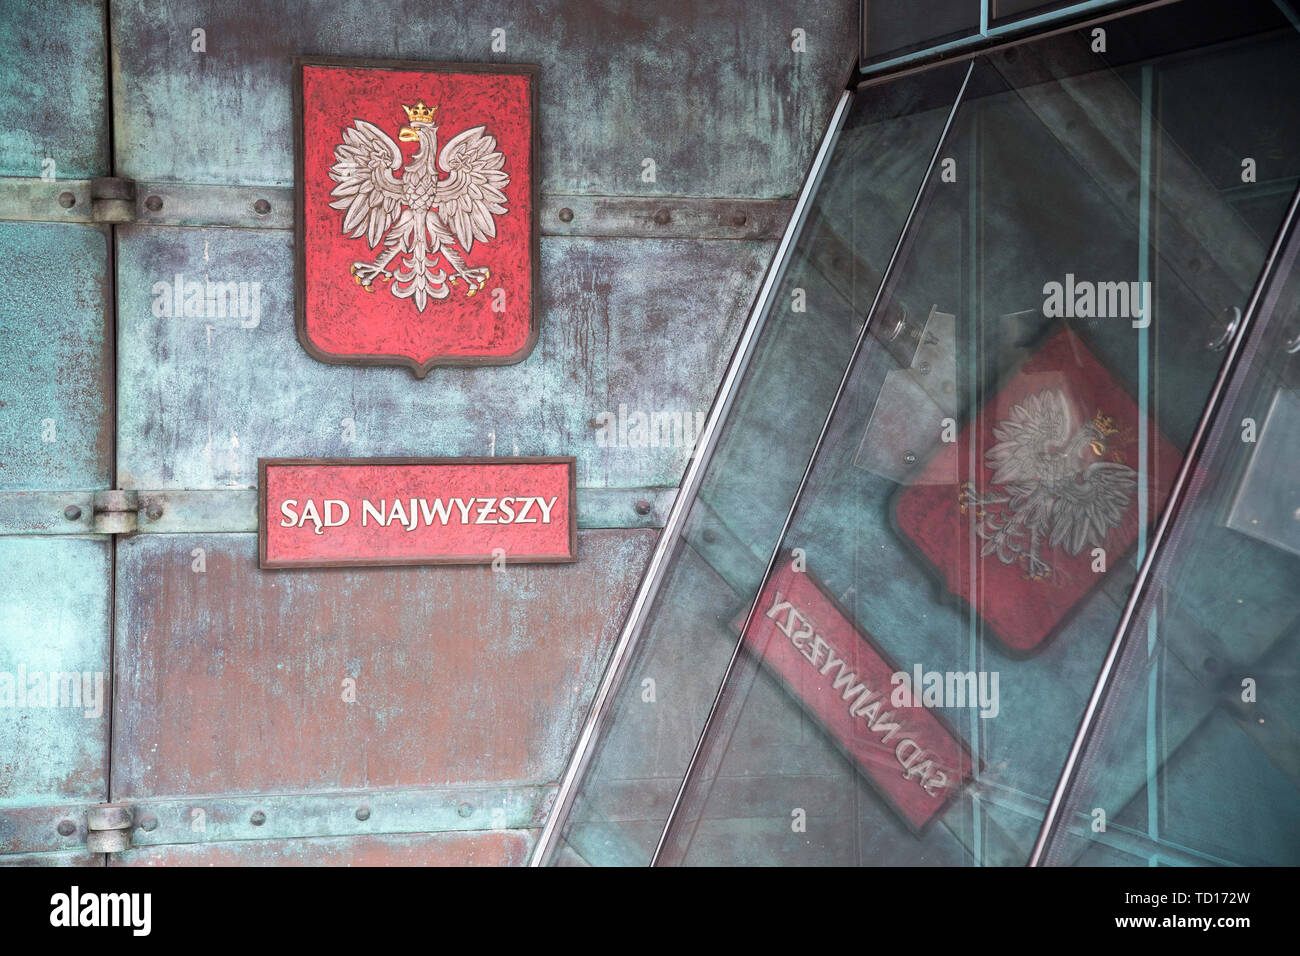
112 829 532 866
115 226 770 491
0 0 862 866
112 530 654 798
0 539 111 814
111 0 856 198
0 222 112 490
0 0 109 179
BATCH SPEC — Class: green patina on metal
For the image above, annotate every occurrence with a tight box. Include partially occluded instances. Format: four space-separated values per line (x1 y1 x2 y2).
0 221 112 491
114 225 774 492
111 0 855 195
0 538 111 812
0 0 109 179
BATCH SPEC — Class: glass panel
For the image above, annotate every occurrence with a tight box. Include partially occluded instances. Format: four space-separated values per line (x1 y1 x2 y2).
655 2 1300 866
863 0 982 64
1041 205 1300 867
549 65 972 866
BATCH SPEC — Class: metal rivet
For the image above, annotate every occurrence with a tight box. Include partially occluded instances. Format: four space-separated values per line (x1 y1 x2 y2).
58 191 76 209
250 810 266 826
732 212 747 227
56 819 76 837
253 198 271 215
558 207 573 223
653 208 671 225
146 504 163 521
457 802 473 818
634 499 652 516
355 806 370 821
64 505 82 521
144 195 163 212
138 814 158 832
904 451 917 464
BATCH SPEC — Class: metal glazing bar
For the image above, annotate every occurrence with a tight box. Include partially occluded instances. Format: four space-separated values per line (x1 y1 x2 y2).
651 62 976 865
1028 182 1300 866
527 89 855 867
857 1 1177 86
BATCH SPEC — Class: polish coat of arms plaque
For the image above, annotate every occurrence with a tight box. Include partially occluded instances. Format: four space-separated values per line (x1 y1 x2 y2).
294 57 538 376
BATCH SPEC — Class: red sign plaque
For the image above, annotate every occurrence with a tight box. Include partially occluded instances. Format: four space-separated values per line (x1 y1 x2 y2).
742 556 975 833
258 457 576 569
294 57 538 376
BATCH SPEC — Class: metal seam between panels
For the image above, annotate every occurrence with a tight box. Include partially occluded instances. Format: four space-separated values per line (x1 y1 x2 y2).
1028 182 1300 866
650 61 976 866
527 89 855 867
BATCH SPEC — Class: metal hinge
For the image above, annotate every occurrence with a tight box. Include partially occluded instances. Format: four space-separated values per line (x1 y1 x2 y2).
93 490 140 534
89 176 136 223
86 803 134 854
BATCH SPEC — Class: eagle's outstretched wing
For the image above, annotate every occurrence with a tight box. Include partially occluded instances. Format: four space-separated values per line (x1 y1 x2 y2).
984 388 1074 487
1048 461 1138 555
328 120 405 248
433 126 509 252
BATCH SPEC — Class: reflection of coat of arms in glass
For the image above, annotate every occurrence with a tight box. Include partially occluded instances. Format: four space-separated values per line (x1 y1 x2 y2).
959 388 1138 580
894 328 1181 657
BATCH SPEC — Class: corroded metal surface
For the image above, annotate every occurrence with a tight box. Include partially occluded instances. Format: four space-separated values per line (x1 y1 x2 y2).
0 0 108 179
112 530 654 798
0 492 97 534
0 180 799 239
111 829 534 866
0 222 112 491
0 539 111 810
0 784 553 854
0 0 862 868
111 0 856 197
539 196 795 240
115 226 770 492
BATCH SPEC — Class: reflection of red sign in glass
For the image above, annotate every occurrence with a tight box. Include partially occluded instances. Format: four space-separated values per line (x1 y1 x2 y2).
742 557 975 833
895 328 1181 656
295 58 537 376
259 458 575 569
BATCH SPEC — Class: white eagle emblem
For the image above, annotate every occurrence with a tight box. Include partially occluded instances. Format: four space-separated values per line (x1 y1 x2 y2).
328 100 510 311
958 388 1138 580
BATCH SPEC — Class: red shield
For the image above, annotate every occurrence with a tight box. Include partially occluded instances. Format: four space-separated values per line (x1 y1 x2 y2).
295 58 538 376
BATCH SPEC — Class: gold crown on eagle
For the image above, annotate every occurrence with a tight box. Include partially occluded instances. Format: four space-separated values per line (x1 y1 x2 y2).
1092 409 1118 436
402 101 438 124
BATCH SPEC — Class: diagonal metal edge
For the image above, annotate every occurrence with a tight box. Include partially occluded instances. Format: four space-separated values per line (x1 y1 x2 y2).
527 89 855 867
